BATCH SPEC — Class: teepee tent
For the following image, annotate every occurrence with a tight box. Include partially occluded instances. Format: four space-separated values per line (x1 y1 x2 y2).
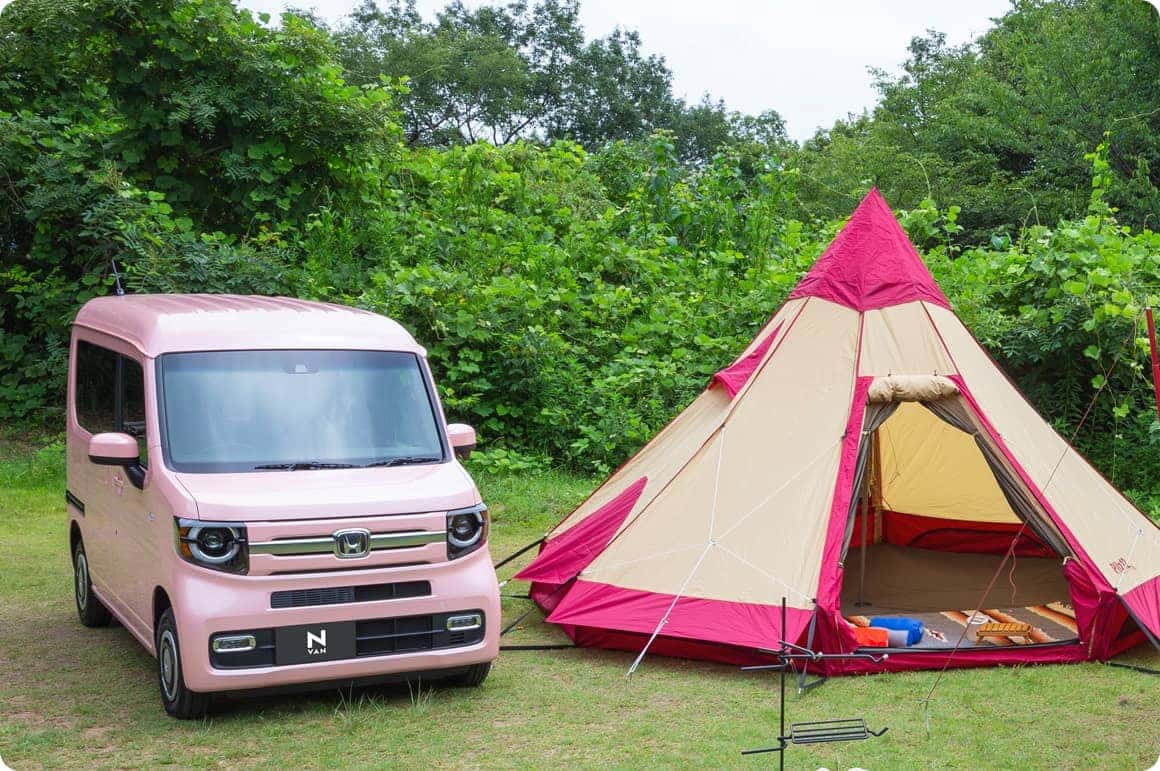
516 189 1160 674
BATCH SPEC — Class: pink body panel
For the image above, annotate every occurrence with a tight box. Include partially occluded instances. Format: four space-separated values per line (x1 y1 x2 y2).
66 295 499 695
73 294 425 357
173 463 478 523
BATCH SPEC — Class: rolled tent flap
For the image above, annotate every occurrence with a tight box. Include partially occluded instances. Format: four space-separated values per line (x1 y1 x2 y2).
867 374 958 403
516 476 648 585
711 321 783 398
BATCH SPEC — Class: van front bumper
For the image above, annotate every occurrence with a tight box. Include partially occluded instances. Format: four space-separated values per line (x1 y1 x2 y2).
170 549 500 693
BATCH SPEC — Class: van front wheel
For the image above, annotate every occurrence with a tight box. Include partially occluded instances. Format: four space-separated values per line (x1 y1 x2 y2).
447 662 491 687
73 540 112 628
156 608 210 719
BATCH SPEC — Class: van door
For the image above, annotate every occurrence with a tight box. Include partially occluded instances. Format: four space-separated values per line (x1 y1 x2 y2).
71 340 154 633
71 340 122 606
109 353 155 633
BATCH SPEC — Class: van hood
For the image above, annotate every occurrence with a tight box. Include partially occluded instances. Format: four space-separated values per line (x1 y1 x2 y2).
173 462 479 522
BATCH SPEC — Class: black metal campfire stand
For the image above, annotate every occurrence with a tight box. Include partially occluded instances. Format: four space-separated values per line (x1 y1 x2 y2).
740 599 889 768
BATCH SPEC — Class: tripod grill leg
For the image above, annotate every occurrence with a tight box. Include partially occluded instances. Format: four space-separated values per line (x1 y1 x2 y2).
798 610 818 694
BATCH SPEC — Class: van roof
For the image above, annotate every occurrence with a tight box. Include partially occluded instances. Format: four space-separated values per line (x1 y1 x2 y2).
73 295 425 357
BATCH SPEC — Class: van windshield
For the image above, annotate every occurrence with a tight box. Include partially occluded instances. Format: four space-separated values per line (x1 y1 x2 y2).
158 350 446 473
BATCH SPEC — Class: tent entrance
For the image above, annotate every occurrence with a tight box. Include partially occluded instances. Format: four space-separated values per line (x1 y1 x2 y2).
838 398 1079 650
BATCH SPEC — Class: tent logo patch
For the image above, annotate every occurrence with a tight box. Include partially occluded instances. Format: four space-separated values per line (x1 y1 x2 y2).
1109 557 1135 575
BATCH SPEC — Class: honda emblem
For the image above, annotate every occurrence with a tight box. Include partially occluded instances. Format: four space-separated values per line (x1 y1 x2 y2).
332 528 371 559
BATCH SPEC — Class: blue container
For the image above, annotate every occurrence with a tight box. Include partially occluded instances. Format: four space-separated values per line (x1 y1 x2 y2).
868 616 924 646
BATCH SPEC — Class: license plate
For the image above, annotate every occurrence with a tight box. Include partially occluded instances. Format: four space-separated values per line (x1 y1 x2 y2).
275 621 357 666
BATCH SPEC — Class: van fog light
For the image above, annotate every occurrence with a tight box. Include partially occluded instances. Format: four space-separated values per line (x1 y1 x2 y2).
446 614 482 632
211 634 257 653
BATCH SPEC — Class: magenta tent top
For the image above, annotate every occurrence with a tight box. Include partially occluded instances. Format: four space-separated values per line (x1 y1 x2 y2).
790 187 950 311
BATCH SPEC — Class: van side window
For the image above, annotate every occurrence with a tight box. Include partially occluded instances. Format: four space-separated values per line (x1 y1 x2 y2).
122 357 148 467
75 341 149 468
76 341 117 434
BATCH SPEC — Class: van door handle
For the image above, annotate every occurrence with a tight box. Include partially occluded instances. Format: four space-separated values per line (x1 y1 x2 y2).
111 473 125 495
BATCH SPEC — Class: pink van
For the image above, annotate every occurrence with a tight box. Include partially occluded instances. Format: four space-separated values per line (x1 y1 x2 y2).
66 295 500 718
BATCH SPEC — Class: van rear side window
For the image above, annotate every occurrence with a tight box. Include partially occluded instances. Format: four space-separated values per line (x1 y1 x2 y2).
75 340 148 465
76 341 117 433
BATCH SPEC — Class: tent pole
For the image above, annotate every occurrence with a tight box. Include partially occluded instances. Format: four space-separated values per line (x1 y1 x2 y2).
1147 308 1160 421
855 472 870 607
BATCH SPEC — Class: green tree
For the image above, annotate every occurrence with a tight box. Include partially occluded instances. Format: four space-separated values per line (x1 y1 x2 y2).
0 0 398 419
793 0 1160 237
339 0 543 144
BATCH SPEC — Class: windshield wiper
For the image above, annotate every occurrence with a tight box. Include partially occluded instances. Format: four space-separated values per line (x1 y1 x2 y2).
253 461 359 471
363 455 442 468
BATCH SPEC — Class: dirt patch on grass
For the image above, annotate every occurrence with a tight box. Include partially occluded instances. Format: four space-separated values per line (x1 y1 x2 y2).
81 725 111 742
6 710 74 731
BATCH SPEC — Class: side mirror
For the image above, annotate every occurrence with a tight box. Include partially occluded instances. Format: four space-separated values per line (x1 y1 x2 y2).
447 423 476 460
88 433 145 489
88 432 140 466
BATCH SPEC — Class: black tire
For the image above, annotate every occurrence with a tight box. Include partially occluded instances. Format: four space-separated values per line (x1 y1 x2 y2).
447 661 491 687
155 608 211 719
73 540 112 628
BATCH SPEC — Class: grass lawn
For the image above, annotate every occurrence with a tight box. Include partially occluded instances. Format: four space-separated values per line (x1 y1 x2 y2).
1 437 1157 769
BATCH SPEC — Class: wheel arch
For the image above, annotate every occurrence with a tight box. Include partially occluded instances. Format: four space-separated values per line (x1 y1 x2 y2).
152 586 172 635
69 520 82 555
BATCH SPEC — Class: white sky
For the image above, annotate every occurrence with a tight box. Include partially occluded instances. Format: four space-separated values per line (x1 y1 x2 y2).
0 0 1013 140
239 0 1012 141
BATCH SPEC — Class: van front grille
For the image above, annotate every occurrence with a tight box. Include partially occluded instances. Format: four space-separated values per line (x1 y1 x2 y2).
270 580 431 609
355 612 485 657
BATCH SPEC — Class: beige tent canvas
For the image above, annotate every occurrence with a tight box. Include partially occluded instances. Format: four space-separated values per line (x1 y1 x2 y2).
516 189 1160 674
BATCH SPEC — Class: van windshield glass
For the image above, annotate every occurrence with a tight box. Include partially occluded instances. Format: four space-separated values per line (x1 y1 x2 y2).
158 350 446 473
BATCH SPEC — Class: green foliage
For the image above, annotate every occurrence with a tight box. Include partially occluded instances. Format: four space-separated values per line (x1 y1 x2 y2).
465 448 552 474
926 143 1160 500
0 0 397 420
794 0 1160 238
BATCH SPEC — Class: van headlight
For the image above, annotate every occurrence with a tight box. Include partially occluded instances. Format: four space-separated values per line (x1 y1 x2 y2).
174 518 248 574
446 504 488 560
